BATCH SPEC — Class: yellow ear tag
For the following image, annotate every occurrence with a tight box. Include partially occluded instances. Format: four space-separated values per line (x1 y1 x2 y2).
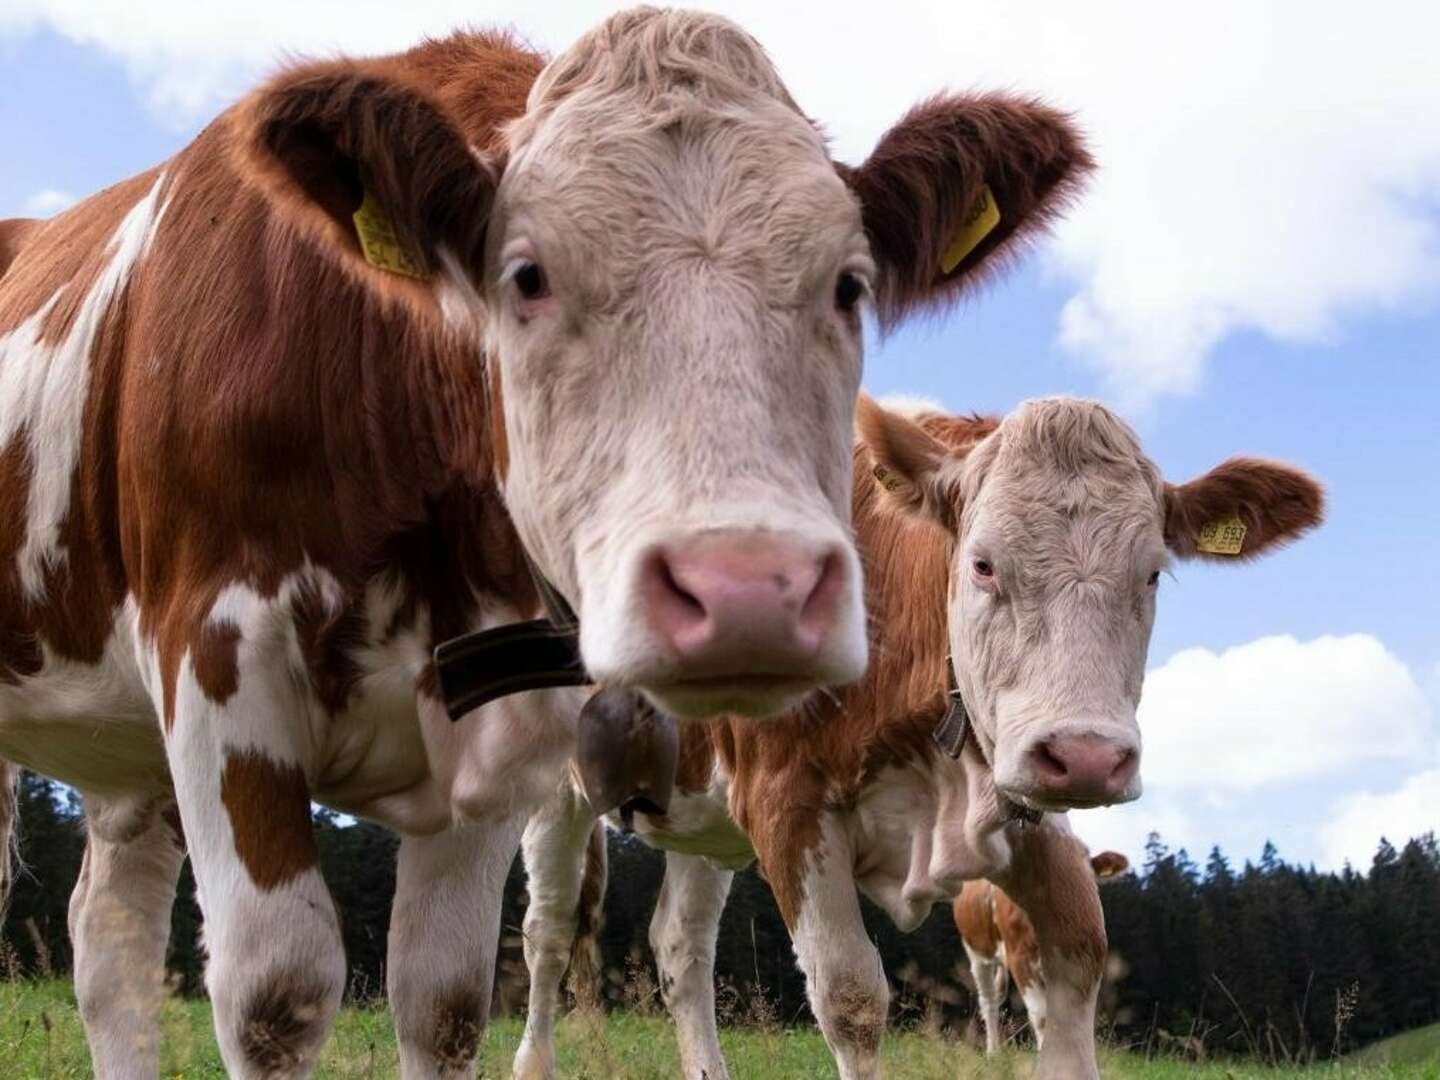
872 463 903 493
939 185 1001 275
1196 515 1247 555
353 189 425 279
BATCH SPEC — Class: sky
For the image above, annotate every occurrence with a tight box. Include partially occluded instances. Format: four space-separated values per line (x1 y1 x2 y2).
1 2 1436 873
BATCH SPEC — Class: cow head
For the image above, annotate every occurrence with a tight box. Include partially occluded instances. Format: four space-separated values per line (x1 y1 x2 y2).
859 396 1323 812
247 9 1091 720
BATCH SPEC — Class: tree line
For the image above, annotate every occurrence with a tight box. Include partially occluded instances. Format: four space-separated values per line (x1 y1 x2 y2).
5 772 1437 1060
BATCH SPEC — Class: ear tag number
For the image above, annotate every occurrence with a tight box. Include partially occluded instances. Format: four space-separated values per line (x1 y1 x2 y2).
872 463 903 492
353 189 425 279
1196 515 1247 555
939 185 1001 275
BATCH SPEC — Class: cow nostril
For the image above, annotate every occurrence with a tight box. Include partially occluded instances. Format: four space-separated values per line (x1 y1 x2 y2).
1112 747 1139 784
655 555 706 619
1032 740 1069 781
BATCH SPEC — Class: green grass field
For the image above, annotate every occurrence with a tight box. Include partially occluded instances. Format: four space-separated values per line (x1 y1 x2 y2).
2 980 1437 1078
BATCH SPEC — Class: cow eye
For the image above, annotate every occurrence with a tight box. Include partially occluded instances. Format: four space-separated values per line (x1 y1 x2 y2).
1147 570 1161 587
835 271 865 312
513 261 549 300
973 559 994 579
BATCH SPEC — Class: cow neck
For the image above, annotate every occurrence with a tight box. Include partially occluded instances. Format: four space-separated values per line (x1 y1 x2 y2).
933 657 1042 826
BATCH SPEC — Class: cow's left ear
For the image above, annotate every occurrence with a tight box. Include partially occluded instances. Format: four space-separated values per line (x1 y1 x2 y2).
246 62 495 290
1164 458 1324 562
839 93 1093 327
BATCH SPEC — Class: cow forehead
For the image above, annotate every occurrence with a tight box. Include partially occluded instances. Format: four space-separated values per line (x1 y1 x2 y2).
500 102 847 247
961 400 1166 560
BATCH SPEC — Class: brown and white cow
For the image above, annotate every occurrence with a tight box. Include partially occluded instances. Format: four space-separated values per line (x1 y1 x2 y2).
0 10 1092 1077
955 850 1129 1055
515 395 1322 1080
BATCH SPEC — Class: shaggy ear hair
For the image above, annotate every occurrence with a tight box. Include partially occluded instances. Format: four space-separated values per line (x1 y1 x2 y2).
855 394 957 528
1165 458 1324 562
1091 851 1130 880
839 92 1093 327
248 63 495 285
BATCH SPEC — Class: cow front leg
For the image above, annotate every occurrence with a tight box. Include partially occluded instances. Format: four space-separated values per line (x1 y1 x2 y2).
650 851 734 1080
68 796 186 1079
773 819 888 1080
163 647 345 1079
388 816 527 1079
513 784 602 1080
996 825 1104 1080
962 942 1007 1056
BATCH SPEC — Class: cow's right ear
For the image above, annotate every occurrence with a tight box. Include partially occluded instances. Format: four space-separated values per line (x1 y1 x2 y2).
855 395 958 530
246 64 495 289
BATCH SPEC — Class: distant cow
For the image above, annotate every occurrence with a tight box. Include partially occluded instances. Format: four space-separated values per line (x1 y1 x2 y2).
955 850 1129 1054
517 395 1323 1080
0 9 1094 1076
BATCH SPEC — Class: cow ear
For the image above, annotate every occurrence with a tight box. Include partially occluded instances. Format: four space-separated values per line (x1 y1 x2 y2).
247 64 495 289
1165 458 1324 562
1090 851 1130 879
841 93 1093 327
855 395 958 529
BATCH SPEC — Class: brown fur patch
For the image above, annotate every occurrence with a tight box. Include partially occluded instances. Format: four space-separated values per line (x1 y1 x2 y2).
1165 457 1324 562
826 972 886 1054
996 825 1106 987
238 971 332 1073
288 584 365 716
992 888 1042 992
953 881 1002 958
431 986 486 1072
674 723 716 795
191 620 242 705
219 749 318 891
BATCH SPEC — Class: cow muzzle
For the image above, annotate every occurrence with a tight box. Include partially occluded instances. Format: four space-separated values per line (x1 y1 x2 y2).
626 528 862 718
1000 730 1142 811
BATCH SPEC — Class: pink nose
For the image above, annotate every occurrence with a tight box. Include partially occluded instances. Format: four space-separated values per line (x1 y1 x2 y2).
642 532 846 677
1027 733 1139 805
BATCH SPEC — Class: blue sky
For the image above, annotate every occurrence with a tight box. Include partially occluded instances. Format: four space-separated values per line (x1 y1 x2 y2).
2 5 1436 871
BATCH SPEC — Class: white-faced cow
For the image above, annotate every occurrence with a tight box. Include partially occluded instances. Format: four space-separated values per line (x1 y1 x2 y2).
515 396 1323 1080
0 9 1093 1078
955 849 1129 1055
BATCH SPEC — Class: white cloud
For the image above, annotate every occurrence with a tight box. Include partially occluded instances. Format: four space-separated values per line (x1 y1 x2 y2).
20 188 74 216
5 2 1440 399
1319 766 1440 871
1135 634 1431 792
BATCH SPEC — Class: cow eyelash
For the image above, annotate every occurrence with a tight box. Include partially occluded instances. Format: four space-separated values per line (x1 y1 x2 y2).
1147 570 1161 587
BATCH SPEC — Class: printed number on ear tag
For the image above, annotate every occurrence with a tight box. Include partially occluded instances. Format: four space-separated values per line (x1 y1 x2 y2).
1196 515 1247 555
939 185 1001 275
872 463 903 492
353 189 425 279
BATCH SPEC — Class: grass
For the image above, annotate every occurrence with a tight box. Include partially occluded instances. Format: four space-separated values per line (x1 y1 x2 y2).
1 980 1437 1078
1350 1024 1440 1068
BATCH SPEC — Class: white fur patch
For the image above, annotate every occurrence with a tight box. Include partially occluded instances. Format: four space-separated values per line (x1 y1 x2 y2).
0 172 170 600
